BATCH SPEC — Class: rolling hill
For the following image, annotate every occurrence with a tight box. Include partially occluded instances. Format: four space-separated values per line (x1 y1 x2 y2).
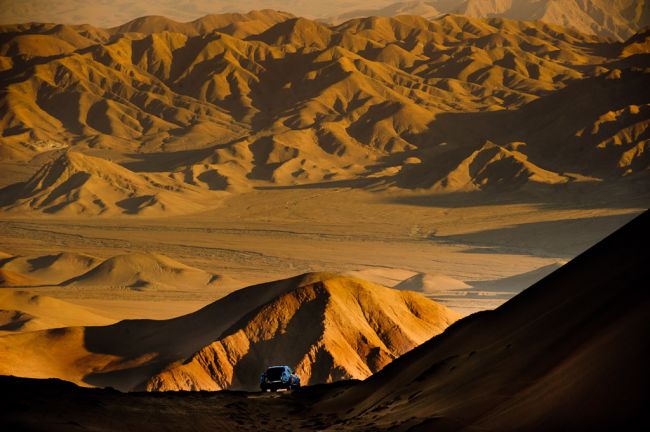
0 151 226 215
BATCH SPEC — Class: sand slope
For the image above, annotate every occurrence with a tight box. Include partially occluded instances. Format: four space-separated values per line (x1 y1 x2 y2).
316 210 650 430
0 251 99 285
61 252 219 291
0 273 458 391
0 290 116 334
146 274 460 391
0 212 647 431
394 272 470 293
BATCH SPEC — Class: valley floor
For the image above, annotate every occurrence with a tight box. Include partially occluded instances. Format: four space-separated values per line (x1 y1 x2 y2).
1 187 644 318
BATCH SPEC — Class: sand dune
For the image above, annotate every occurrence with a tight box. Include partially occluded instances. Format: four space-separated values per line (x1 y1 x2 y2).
1 209 646 432
0 251 99 285
62 252 219 291
315 210 650 430
394 272 469 293
0 250 230 297
0 273 458 391
0 290 116 334
0 269 44 287
470 262 564 292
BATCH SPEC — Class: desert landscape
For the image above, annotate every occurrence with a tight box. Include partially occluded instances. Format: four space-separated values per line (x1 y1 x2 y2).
0 0 648 430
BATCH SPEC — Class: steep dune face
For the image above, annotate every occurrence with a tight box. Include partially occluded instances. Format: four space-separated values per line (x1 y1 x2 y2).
1 12 647 205
146 275 460 391
317 211 650 430
0 273 458 391
0 151 225 215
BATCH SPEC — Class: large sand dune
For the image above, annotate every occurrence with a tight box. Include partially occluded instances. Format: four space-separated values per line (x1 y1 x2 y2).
0 251 99 285
0 273 458 391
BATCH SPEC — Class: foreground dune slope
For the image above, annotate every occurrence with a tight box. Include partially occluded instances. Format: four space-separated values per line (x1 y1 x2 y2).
0 273 458 391
317 210 650 430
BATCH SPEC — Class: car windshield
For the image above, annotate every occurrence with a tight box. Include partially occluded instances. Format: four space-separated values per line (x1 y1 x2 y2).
266 367 285 380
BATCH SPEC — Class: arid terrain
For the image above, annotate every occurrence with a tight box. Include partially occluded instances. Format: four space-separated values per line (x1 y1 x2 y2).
2 210 647 431
0 3 648 430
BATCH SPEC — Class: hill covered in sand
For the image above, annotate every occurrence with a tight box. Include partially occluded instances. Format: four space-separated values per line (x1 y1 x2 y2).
0 151 226 216
0 250 222 292
0 12 648 216
0 273 459 391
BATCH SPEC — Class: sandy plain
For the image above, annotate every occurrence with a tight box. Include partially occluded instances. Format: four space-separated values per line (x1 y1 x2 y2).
1 186 643 318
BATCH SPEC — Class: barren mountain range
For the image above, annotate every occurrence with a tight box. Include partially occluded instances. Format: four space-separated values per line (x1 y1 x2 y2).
0 10 648 216
1 0 648 40
329 0 650 40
